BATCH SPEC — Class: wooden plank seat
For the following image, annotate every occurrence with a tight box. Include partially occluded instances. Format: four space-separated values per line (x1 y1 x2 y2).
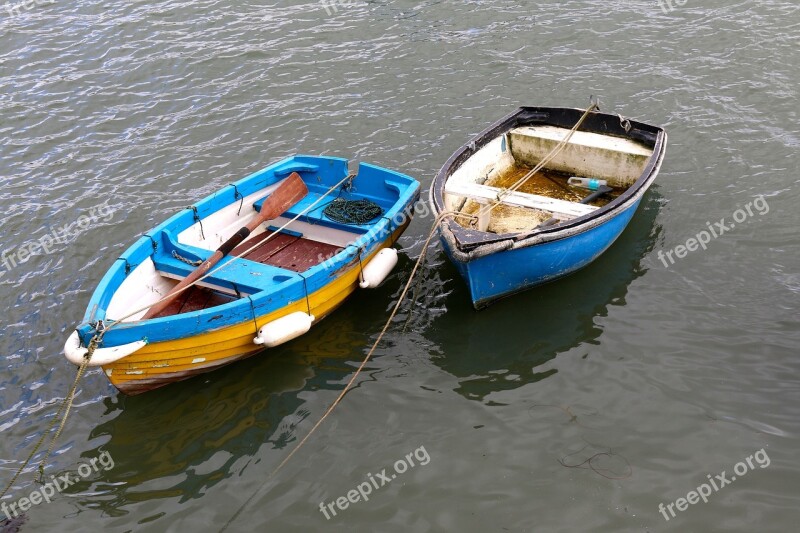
151 228 342 316
231 229 341 273
150 285 237 318
153 244 295 296
508 126 654 187
444 181 598 220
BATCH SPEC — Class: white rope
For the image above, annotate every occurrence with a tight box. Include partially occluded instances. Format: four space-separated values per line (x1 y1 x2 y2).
219 209 466 531
468 104 599 224
106 173 354 327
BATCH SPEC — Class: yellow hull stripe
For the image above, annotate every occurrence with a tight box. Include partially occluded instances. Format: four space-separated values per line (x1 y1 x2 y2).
104 230 404 392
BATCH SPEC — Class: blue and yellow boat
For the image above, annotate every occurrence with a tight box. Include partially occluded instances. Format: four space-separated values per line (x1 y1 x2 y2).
64 155 420 394
430 106 667 308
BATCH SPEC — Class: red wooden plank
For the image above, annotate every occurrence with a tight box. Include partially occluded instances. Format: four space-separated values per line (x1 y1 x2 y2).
231 230 274 256
244 234 299 264
233 229 340 272
151 232 343 319
152 286 237 318
264 238 341 272
180 286 214 313
151 287 193 318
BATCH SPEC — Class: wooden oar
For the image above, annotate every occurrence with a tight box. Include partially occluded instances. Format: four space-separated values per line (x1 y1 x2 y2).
143 173 309 319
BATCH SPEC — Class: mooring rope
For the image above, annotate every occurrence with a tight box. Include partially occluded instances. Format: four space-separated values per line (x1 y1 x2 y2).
221 106 606 524
469 103 599 224
1 174 356 499
219 209 471 531
274 212 458 473
0 337 98 500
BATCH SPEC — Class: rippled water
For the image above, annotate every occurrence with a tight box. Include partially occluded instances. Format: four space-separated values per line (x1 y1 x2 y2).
1 0 798 531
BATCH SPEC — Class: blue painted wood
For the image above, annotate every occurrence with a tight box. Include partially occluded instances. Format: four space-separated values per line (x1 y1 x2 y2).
430 106 667 309
253 191 371 234
77 155 420 348
443 200 641 308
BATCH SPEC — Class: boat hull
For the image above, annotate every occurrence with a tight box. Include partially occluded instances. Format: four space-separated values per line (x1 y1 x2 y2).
430 106 667 309
440 200 640 309
106 227 406 394
67 155 420 394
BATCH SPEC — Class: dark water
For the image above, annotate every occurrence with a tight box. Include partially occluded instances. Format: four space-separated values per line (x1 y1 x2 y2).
1 0 798 531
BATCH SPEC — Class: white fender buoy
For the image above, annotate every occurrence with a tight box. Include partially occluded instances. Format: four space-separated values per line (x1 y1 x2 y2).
63 331 147 367
253 312 315 347
359 248 398 289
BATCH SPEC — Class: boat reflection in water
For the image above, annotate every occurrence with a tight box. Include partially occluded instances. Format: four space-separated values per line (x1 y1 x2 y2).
421 190 664 402
82 312 370 515
70 191 660 517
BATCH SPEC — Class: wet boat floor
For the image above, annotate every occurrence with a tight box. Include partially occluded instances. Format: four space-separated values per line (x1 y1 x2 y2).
153 230 341 317
457 165 624 234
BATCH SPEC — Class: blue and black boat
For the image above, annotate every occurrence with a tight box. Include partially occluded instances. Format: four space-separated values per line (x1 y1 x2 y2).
430 106 667 308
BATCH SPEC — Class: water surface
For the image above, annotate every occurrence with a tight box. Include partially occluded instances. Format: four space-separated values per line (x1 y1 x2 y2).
1 0 798 531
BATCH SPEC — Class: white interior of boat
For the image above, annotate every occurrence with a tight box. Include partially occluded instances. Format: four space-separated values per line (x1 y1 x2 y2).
176 182 357 251
105 178 361 322
443 125 654 234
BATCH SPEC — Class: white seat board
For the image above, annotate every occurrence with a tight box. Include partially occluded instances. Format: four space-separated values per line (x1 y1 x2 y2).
445 181 598 220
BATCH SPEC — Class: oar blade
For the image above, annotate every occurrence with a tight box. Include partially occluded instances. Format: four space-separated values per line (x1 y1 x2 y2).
142 172 309 320
259 172 309 221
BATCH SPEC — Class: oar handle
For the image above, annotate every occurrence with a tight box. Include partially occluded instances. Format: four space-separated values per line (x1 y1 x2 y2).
142 172 308 320
219 227 253 256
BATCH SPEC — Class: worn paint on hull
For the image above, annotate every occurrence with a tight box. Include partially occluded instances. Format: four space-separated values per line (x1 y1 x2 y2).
442 200 640 308
430 107 667 310
106 226 406 394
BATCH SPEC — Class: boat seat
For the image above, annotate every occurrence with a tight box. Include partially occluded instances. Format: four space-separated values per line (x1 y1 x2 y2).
508 126 654 187
253 191 372 233
153 230 301 296
444 181 598 220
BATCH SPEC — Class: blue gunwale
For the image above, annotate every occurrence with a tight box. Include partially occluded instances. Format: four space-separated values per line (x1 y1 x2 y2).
78 155 420 348
430 106 667 308
449 199 642 308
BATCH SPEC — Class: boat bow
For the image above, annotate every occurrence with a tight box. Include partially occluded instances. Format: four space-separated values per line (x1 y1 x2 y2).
64 330 147 367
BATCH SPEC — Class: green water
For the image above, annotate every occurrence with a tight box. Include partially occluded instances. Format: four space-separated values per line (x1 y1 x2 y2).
1 0 798 531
